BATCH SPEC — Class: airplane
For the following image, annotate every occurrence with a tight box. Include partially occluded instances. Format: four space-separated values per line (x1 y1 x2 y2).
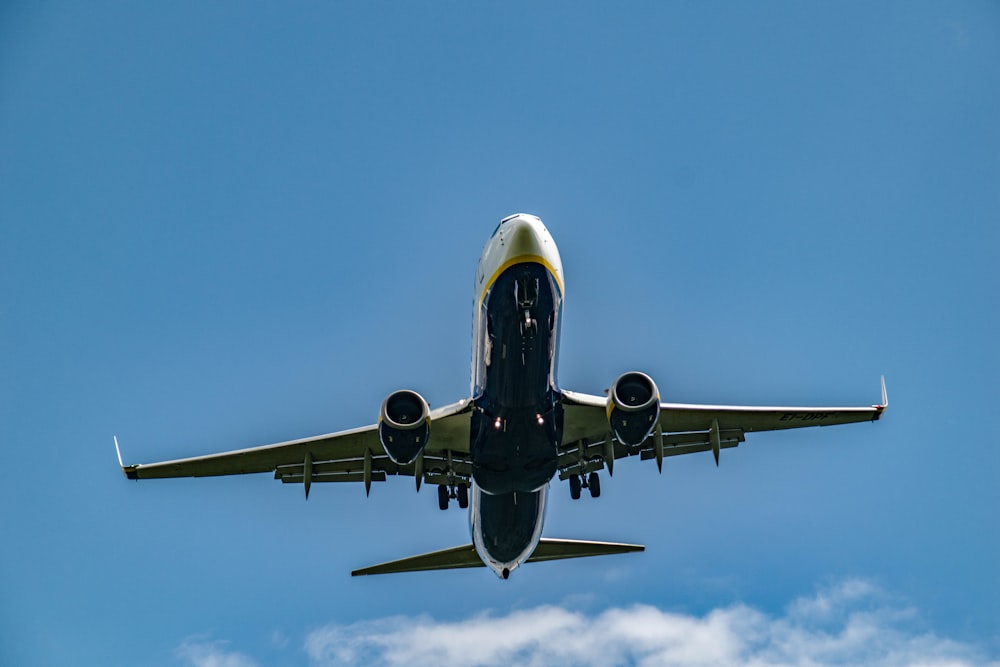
115 213 887 579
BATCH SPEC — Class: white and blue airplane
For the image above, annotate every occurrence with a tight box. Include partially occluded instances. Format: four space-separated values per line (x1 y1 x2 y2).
116 214 886 579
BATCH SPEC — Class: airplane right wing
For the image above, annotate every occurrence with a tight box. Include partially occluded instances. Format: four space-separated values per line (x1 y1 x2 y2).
116 398 475 495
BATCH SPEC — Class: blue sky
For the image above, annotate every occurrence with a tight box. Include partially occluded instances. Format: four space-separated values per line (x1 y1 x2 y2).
1 2 997 665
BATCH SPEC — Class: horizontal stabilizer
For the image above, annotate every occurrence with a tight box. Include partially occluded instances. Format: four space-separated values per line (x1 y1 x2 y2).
528 538 645 562
351 538 644 576
352 543 482 576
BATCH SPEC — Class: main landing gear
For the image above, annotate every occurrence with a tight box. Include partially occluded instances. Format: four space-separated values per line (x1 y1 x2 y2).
568 472 600 500
437 483 469 510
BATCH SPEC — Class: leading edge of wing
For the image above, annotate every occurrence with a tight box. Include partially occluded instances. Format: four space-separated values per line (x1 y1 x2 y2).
564 378 887 416
658 376 887 431
561 378 886 442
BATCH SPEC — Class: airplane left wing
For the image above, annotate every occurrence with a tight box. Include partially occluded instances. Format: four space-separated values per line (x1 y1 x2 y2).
559 379 886 478
116 398 475 494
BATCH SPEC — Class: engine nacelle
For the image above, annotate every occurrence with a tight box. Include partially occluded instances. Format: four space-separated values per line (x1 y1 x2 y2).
378 389 430 465
608 371 660 447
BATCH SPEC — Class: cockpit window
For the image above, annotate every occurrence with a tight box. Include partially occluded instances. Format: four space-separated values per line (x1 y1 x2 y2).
492 214 519 238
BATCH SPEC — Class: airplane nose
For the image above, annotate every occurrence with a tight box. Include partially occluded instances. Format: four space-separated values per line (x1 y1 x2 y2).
505 218 546 257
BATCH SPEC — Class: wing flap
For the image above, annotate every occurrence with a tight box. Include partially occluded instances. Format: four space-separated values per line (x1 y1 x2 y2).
278 471 388 484
272 454 473 482
639 439 740 461
556 429 746 478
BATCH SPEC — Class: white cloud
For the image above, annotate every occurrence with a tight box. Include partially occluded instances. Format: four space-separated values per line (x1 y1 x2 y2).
175 637 259 667
787 577 880 619
303 580 997 667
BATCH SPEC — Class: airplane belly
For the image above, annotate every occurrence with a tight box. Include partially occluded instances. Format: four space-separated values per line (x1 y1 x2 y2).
471 408 561 493
471 262 563 495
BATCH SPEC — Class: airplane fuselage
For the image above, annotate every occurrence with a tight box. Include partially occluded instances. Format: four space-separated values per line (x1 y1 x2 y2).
468 214 565 578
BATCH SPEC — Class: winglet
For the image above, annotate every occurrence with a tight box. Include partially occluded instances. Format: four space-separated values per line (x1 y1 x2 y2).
873 376 888 420
114 436 139 479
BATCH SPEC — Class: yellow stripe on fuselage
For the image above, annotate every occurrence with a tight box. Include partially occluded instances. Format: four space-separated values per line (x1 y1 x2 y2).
479 254 564 305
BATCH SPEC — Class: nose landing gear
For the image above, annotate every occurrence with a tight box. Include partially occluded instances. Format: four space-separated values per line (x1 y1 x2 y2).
515 277 539 337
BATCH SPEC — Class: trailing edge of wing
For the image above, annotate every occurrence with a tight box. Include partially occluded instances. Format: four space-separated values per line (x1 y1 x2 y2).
351 538 645 576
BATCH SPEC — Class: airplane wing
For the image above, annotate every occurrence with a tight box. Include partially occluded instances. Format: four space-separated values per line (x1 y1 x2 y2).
116 398 475 494
558 378 886 478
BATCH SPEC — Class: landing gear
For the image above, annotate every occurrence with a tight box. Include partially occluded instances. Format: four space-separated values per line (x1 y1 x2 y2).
569 474 582 500
438 483 470 510
516 277 539 337
588 471 601 498
568 472 601 500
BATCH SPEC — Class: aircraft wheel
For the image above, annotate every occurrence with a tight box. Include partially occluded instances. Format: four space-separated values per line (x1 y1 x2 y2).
457 484 469 509
588 472 601 498
569 475 581 500
437 484 450 510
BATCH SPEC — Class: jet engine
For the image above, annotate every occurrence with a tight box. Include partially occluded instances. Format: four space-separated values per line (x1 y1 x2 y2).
608 371 660 447
378 389 430 465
